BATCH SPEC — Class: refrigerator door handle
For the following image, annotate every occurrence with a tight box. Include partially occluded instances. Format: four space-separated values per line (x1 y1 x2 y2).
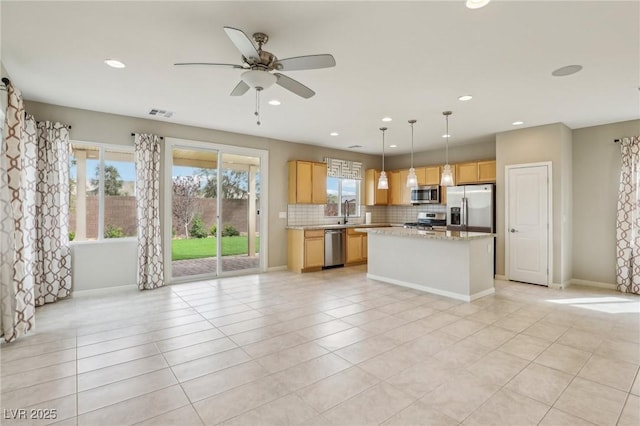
461 197 467 228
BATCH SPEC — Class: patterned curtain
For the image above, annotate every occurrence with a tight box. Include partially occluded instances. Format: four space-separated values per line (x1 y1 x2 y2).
35 121 72 304
616 136 640 294
135 133 164 290
0 83 35 342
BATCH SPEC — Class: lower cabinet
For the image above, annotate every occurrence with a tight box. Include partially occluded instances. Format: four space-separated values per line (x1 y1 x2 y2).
346 228 368 265
288 229 324 272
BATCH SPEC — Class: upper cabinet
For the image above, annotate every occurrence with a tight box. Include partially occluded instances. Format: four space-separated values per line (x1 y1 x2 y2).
388 170 404 205
455 160 496 184
423 166 440 186
288 160 327 204
477 160 496 183
364 169 388 206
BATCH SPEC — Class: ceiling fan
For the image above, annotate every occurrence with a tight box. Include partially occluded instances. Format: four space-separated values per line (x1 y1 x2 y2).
175 27 336 124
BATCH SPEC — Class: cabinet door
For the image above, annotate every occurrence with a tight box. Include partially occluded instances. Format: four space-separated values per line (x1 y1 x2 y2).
346 234 363 263
440 164 455 205
292 161 312 203
477 160 496 182
389 171 403 205
312 162 327 204
304 237 324 268
456 162 478 184
414 167 427 186
398 169 411 205
365 169 388 206
424 166 440 185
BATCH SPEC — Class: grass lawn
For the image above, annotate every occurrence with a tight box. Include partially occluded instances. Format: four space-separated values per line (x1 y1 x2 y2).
172 237 260 261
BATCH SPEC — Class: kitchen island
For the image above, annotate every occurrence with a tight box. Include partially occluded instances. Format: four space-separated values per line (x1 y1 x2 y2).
356 227 495 302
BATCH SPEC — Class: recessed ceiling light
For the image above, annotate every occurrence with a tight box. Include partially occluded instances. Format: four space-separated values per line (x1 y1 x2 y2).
466 0 491 9
330 132 339 136
389 144 397 148
552 65 583 77
442 134 451 138
382 117 392 122
458 95 473 101
512 121 524 126
268 99 281 106
104 59 126 69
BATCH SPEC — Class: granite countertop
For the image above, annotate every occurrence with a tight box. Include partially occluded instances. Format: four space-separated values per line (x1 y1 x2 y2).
286 223 392 230
355 227 495 241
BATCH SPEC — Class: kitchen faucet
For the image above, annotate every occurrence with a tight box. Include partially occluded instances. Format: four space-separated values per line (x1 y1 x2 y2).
343 199 354 224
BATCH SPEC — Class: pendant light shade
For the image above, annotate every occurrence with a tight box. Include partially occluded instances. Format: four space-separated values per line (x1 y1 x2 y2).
378 127 389 189
440 111 454 187
406 119 418 189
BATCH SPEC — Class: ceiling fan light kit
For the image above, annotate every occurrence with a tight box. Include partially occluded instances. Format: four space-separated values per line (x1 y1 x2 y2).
175 26 335 125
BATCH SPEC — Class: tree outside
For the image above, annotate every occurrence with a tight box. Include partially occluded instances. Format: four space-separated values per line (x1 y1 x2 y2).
172 175 201 238
90 164 124 196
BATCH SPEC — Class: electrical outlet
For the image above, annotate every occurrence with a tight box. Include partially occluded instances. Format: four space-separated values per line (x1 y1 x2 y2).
278 212 287 219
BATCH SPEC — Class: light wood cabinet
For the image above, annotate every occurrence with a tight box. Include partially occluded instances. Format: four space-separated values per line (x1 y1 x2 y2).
287 229 325 272
456 162 479 184
398 169 412 205
424 166 440 185
455 160 496 184
388 170 403 206
346 228 369 265
288 160 327 204
439 164 455 205
364 169 388 206
478 160 496 182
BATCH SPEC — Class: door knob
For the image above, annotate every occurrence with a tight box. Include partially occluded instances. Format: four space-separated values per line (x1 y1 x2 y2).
510 228 517 233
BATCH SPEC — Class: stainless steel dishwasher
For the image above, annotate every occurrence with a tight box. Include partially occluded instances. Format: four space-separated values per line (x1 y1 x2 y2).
324 228 345 268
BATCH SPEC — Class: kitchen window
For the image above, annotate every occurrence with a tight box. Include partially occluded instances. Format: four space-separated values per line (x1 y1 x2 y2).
325 177 360 217
69 143 136 241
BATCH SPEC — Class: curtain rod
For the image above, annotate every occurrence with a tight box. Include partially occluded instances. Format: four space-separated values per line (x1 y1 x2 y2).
614 139 621 143
1 77 9 86
131 133 164 140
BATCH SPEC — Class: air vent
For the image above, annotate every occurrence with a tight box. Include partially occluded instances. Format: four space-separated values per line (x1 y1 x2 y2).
149 109 173 118
348 145 363 149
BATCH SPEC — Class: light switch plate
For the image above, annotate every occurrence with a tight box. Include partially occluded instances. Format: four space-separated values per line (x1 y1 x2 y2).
279 211 287 219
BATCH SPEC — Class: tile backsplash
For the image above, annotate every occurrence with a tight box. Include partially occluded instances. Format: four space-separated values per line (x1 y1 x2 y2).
287 204 446 226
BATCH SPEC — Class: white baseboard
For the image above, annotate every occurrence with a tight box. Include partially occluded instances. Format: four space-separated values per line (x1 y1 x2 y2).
367 273 494 302
569 279 617 290
267 265 288 272
494 274 508 281
72 284 137 297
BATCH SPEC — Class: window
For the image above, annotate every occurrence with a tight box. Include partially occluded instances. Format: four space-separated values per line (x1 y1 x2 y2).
325 177 361 217
69 143 136 241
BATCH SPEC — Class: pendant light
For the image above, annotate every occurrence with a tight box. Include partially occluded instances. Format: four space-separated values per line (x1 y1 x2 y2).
440 111 455 187
377 127 389 189
406 119 418 188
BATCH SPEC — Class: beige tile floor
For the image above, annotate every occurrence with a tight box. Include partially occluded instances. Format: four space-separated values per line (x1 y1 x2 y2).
1 265 639 426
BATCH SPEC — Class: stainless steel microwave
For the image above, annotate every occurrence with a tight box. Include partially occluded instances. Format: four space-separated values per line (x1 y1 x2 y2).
410 185 440 204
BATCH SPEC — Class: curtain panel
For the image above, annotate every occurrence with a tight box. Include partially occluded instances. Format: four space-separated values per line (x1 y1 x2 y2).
616 136 640 294
135 133 164 290
0 83 35 342
35 121 72 304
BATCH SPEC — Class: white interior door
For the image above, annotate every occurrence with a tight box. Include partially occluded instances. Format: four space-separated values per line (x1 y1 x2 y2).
507 164 550 285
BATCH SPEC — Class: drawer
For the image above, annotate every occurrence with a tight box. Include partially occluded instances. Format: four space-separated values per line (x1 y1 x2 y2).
305 229 325 238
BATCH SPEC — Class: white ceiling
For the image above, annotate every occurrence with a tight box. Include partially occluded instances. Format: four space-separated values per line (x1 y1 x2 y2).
2 1 639 155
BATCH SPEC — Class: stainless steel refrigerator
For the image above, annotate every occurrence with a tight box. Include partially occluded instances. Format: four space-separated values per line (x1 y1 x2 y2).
446 184 495 232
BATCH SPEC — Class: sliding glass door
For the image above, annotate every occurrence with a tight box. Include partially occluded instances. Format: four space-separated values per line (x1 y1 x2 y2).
167 141 265 282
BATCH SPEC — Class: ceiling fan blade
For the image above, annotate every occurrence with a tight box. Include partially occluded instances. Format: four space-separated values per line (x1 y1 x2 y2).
274 73 315 99
276 54 336 71
230 80 250 96
223 26 260 63
174 62 245 68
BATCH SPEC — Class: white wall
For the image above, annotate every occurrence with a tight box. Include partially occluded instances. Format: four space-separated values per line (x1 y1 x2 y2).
385 140 495 170
572 119 640 285
23 100 382 288
71 240 137 290
496 123 572 286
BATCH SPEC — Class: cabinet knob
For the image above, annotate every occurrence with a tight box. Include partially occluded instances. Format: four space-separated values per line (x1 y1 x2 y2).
510 228 517 233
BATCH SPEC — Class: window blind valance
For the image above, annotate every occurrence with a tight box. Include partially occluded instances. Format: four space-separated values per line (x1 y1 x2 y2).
324 157 363 179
